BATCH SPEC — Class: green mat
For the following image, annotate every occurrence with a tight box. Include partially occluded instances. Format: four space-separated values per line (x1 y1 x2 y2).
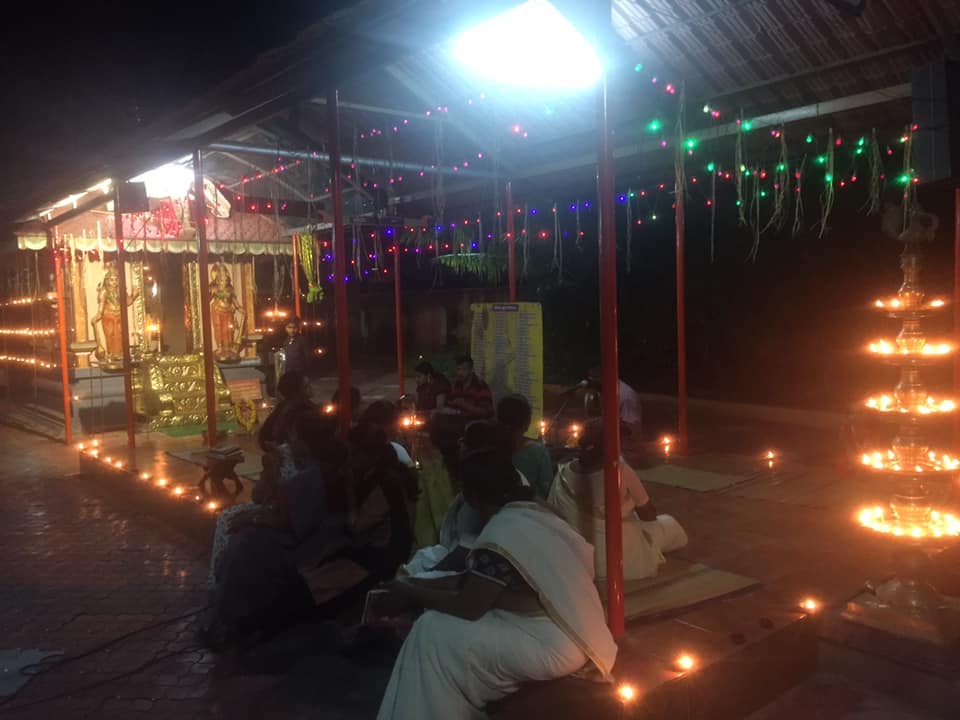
157 421 238 438
599 558 760 621
638 464 761 492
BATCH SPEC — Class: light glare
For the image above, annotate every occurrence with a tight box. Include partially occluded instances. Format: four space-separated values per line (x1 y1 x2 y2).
451 1 602 90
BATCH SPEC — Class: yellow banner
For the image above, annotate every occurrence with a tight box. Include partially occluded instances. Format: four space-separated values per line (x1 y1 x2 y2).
470 302 543 437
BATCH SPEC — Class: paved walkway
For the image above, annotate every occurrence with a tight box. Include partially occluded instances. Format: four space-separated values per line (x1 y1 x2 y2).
0 426 393 720
0 428 215 719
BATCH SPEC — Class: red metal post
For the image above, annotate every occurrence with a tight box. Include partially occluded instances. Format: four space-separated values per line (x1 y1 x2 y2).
292 233 302 319
597 75 624 638
506 180 517 302
954 188 960 449
52 231 72 445
676 147 689 454
327 89 352 434
394 237 404 399
112 182 137 459
193 151 219 449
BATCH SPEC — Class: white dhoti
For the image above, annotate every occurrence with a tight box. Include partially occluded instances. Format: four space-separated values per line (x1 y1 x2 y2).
377 609 587 720
378 503 617 719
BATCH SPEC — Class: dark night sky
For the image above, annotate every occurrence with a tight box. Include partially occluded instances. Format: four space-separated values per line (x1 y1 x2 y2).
0 1 342 220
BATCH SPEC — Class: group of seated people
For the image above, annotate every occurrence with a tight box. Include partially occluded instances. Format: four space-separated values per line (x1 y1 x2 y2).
202 365 686 718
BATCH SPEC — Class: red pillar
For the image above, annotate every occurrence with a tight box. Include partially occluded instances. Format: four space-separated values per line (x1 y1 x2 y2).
394 236 404 399
193 152 219 449
506 180 517 302
112 182 137 460
676 148 689 454
954 188 960 449
327 89 351 434
292 234 302 320
53 231 72 445
597 75 624 638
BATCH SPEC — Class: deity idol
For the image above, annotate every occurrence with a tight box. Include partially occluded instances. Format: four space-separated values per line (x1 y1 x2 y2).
210 263 244 362
91 262 138 360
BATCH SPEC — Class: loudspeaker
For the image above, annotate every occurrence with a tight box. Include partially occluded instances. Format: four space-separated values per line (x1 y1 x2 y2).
118 181 149 213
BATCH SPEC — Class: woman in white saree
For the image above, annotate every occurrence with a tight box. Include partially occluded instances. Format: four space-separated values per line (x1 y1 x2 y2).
377 446 617 720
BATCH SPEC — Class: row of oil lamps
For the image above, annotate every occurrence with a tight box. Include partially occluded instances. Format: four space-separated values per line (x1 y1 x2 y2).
77 439 222 514
614 596 821 705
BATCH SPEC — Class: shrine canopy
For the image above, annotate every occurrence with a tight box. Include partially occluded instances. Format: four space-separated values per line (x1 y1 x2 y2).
15 154 331 256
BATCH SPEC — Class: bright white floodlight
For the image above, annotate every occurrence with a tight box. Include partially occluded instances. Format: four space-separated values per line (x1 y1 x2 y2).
130 161 194 199
452 0 602 90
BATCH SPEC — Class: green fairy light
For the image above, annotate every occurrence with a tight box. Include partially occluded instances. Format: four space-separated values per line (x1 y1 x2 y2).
776 163 785 171
739 164 746 172
651 214 658 221
735 200 742 206
855 148 863 155
742 120 753 131
897 173 911 185
744 169 751 176
634 63 644 72
706 162 716 172
629 191 636 198
805 134 813 144
646 119 662 133
759 189 768 198
825 173 833 183
815 155 827 165
857 137 865 147
684 138 697 150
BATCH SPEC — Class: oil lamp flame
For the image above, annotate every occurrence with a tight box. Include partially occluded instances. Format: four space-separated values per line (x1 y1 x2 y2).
324 404 336 415
867 339 953 356
799 597 820 613
857 505 960 538
616 684 637 703
674 653 696 672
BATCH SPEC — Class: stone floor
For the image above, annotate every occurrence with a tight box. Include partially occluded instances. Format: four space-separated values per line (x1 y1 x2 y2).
2 370 958 718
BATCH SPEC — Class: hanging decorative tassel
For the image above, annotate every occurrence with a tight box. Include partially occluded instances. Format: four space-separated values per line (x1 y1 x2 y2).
552 202 563 282
792 156 807 237
762 129 789 233
746 172 761 262
861 128 883 215
625 189 634 273
735 113 748 226
900 124 916 231
575 199 582 248
709 172 717 263
817 129 836 238
298 234 324 303
522 203 530 278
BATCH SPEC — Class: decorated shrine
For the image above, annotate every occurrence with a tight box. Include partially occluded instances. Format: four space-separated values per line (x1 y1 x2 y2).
11 168 320 434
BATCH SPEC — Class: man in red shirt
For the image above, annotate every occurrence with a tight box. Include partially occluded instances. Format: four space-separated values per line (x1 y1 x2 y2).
447 355 494 420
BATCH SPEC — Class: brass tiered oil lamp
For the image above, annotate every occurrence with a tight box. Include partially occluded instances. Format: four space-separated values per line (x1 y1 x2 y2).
843 213 960 644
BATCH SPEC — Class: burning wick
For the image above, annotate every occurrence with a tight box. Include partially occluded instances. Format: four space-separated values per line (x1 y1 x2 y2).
674 653 696 672
140 472 150 481
616 683 637 704
800 597 819 613
324 404 336 415
661 435 674 457
172 486 184 496
539 420 547 438
765 449 777 469
156 478 168 488
206 501 219 512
